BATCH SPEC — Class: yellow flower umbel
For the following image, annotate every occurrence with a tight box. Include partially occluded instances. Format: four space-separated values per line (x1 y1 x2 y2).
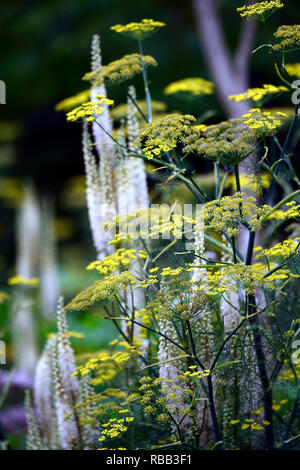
237 1 284 21
8 275 39 288
135 113 196 159
202 193 270 237
164 77 214 97
111 100 167 122
110 19 166 41
285 63 300 78
55 89 91 112
83 54 157 87
66 96 114 122
206 262 296 296
273 25 300 51
183 119 257 164
229 84 288 107
242 108 286 136
255 238 300 260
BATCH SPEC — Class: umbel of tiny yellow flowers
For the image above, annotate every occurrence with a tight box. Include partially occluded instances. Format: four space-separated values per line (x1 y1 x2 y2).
135 113 196 160
55 89 90 112
66 96 114 122
242 108 286 135
237 1 284 21
273 25 300 51
183 119 257 165
82 53 157 87
164 77 214 97
229 84 288 107
285 63 300 78
8 275 39 288
111 99 167 122
110 19 166 41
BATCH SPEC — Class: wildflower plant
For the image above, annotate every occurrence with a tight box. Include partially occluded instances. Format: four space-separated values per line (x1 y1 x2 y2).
28 5 300 452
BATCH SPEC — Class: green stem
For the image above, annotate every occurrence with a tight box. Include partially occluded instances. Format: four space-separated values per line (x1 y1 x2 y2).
138 40 152 123
234 164 241 193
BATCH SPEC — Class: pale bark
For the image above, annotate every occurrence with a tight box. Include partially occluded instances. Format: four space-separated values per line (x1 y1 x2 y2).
193 0 257 118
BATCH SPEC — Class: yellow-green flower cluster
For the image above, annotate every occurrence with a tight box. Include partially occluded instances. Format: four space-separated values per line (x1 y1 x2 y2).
183 119 257 164
75 341 142 378
86 248 138 274
66 96 114 122
237 1 284 21
230 415 271 432
183 365 210 378
206 262 297 296
135 114 196 159
242 108 286 135
285 63 300 77
229 84 288 106
8 275 39 288
66 271 155 311
274 25 300 51
164 77 214 97
99 412 134 442
280 359 300 381
83 54 157 87
55 89 91 112
267 200 300 221
255 238 300 260
135 375 193 422
111 99 167 121
202 193 271 237
110 19 166 41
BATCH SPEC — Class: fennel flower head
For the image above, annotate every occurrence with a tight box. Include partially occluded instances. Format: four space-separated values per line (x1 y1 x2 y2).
164 77 214 97
82 53 157 87
183 119 257 165
273 25 300 51
229 84 288 107
242 108 287 136
8 275 39 288
55 89 90 112
66 96 114 122
110 19 166 41
237 1 284 21
285 63 300 78
135 113 196 160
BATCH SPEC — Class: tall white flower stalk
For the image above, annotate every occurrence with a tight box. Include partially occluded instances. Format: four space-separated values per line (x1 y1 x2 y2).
25 390 44 450
82 34 116 259
39 198 59 318
29 298 82 449
12 183 39 375
33 338 53 448
115 87 150 342
51 335 80 450
126 85 149 211
56 296 80 402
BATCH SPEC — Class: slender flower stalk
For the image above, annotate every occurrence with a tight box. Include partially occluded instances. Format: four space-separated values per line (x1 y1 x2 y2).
33 338 53 448
25 390 44 450
56 297 80 402
50 336 80 450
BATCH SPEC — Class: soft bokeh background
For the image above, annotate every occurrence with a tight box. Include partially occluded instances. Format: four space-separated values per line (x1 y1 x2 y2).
0 0 300 447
